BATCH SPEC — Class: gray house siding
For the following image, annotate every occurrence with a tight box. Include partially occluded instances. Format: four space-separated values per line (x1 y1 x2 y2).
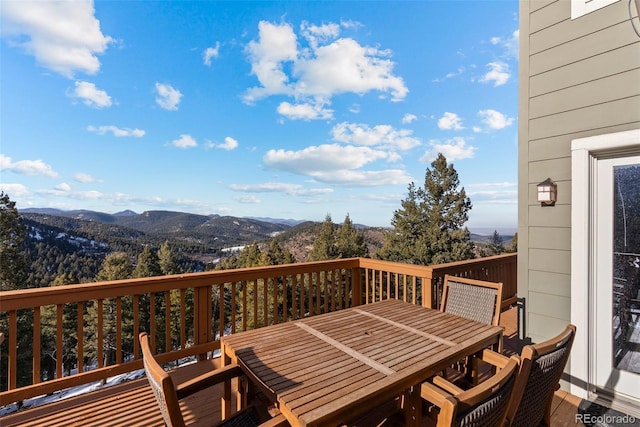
518 0 640 344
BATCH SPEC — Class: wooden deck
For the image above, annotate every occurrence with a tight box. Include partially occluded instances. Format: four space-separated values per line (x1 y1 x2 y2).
0 307 588 427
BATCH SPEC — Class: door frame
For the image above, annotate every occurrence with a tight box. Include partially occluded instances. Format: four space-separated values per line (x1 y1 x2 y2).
571 129 640 413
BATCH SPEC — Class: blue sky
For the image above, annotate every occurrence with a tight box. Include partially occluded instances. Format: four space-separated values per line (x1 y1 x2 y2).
1 1 519 231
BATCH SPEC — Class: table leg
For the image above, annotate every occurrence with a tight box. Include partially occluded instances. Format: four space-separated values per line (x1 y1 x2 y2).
403 385 422 427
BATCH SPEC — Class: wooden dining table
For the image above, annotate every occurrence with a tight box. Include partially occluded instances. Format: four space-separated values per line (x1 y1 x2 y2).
220 299 504 427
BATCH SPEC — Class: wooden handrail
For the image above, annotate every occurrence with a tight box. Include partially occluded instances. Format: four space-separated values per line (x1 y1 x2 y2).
0 255 516 404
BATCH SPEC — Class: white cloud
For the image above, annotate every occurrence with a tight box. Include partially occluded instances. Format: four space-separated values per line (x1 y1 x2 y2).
74 172 97 183
1 0 113 77
0 154 58 177
491 30 519 59
467 182 518 203
203 42 220 66
437 112 464 131
263 143 411 186
218 137 239 150
401 114 417 124
331 122 420 151
55 182 71 192
229 182 333 196
480 61 510 87
87 125 145 137
243 20 408 111
69 81 112 108
0 183 29 197
277 101 334 121
235 195 261 204
420 137 477 162
171 134 197 149
478 109 514 130
155 83 182 111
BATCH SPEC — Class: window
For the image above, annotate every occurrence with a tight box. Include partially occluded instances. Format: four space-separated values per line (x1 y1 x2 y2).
571 0 619 19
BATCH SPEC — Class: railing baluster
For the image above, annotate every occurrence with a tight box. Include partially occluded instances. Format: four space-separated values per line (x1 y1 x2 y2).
116 297 122 363
133 295 140 359
56 304 63 378
165 292 171 353
97 299 103 368
180 289 186 348
77 302 83 374
33 307 41 384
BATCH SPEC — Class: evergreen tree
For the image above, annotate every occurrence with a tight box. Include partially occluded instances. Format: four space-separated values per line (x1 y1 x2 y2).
487 230 505 256
158 240 179 275
505 232 518 253
308 214 337 261
87 253 133 366
334 214 368 258
0 192 28 291
377 153 474 265
133 246 162 278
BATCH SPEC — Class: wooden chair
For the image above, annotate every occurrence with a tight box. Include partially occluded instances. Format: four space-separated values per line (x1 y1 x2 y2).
421 350 519 427
464 325 576 427
440 275 503 327
488 325 576 427
139 333 288 427
440 275 504 381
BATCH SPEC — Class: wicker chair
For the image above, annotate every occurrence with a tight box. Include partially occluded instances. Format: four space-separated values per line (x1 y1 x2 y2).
440 275 503 327
470 325 576 427
421 350 519 427
506 325 576 427
139 333 287 427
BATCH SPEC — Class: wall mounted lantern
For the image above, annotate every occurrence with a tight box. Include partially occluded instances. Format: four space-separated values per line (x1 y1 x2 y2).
537 178 557 207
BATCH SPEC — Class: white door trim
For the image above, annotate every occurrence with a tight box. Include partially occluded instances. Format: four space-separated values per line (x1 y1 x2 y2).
570 129 640 403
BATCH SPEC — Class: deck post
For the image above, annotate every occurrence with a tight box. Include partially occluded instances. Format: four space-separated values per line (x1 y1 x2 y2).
193 285 212 361
352 263 363 307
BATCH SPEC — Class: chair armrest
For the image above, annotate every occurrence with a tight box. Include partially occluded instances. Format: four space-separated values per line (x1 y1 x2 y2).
421 381 454 408
431 376 465 395
480 349 515 369
259 414 289 427
175 363 244 399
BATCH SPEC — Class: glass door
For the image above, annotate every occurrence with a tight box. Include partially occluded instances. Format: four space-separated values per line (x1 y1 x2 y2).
595 155 640 403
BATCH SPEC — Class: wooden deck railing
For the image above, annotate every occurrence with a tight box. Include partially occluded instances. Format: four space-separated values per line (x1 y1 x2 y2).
0 254 516 406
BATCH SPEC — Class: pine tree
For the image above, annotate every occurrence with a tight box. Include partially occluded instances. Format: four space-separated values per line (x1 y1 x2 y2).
377 153 474 265
308 214 337 261
158 241 179 275
505 232 518 253
487 230 505 256
335 214 367 258
0 192 28 291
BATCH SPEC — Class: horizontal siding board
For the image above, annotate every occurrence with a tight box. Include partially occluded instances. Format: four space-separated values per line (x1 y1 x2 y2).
529 96 640 140
530 44 640 97
528 204 571 228
530 1 631 53
528 291 571 322
529 248 571 274
530 69 640 119
530 21 636 76
529 136 572 161
528 270 571 298
528 157 571 182
529 226 571 251
528 313 571 344
530 0 568 34
530 0 557 13
528 122 640 162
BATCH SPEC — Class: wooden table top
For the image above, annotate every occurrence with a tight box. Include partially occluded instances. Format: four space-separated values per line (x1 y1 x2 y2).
221 299 503 427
